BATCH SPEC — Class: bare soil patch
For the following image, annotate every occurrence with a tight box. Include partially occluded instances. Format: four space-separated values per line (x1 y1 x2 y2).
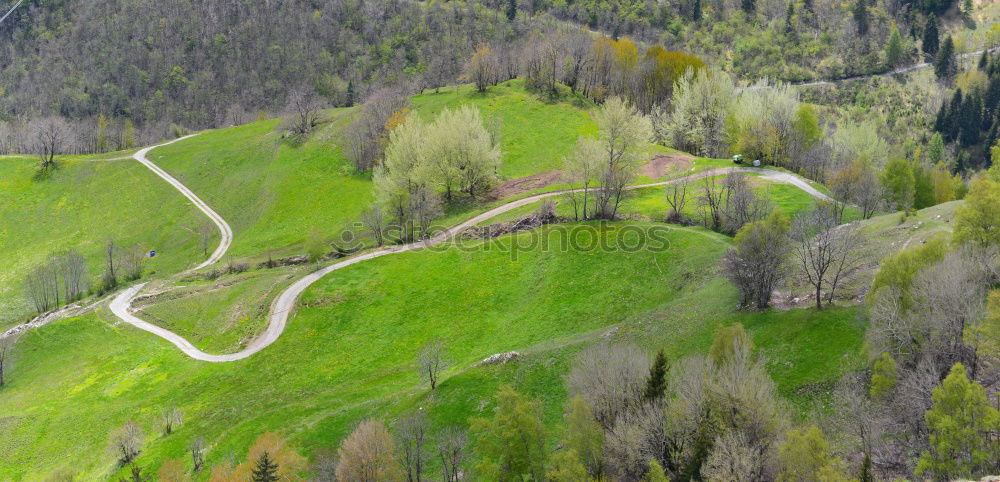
488 170 566 200
641 152 694 179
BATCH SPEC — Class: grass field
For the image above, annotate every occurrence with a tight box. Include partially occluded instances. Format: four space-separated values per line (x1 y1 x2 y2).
0 81 876 480
0 157 209 330
409 79 598 178
0 222 866 480
133 268 303 354
476 175 834 227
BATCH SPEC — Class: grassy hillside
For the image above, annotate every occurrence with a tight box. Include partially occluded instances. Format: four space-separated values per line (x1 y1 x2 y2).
409 80 598 178
0 80 876 480
0 222 865 480
0 157 209 329
145 80 598 260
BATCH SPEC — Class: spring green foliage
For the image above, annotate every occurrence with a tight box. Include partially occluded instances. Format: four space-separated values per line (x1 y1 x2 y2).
971 290 1000 358
869 352 897 399
916 363 1000 479
471 385 547 481
868 235 948 308
777 426 849 482
954 176 1000 247
644 460 670 481
546 449 590 482
927 133 946 165
565 396 605 478
709 323 753 366
885 23 905 67
793 104 822 150
880 157 916 210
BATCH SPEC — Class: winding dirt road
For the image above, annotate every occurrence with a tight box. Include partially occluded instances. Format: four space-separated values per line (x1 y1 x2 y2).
131 135 233 270
108 151 837 362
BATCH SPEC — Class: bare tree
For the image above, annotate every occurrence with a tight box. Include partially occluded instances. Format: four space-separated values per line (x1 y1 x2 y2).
121 246 147 282
31 117 69 172
361 206 386 247
665 181 689 223
567 342 650 430
60 250 89 302
417 340 448 390
436 426 467 482
287 87 321 135
25 264 55 314
396 410 428 482
0 334 17 387
791 204 864 309
161 407 183 435
345 88 407 171
198 220 215 257
698 175 730 231
189 437 205 472
720 173 772 234
311 450 339 482
111 420 144 465
560 30 592 93
102 239 118 290
604 401 667 480
466 44 498 93
831 163 885 219
701 431 769 482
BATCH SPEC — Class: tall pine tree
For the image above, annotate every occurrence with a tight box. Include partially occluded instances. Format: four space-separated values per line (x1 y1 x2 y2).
960 93 984 147
935 35 957 80
885 24 905 67
252 451 279 482
644 349 669 400
923 14 940 58
853 0 869 36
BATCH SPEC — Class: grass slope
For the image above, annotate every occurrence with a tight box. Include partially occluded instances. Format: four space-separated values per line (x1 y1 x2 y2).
0 223 863 480
0 157 208 329
409 80 598 178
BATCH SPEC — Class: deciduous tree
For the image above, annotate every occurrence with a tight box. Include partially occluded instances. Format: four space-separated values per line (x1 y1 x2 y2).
587 97 652 219
417 340 448 390
336 420 403 482
470 385 547 481
722 212 791 310
791 204 863 309
916 363 1000 479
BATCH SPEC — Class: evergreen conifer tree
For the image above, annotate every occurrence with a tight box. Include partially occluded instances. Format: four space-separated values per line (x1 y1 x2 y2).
923 14 940 58
252 451 279 482
644 349 669 400
935 36 956 80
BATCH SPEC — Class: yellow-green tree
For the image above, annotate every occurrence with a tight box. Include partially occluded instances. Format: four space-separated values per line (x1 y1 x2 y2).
470 385 547 480
546 449 590 482
954 176 1000 247
777 426 851 481
916 363 1000 479
564 395 604 478
869 352 896 399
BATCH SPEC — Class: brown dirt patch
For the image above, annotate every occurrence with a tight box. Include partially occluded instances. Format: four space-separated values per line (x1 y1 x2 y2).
641 153 694 179
488 170 567 200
